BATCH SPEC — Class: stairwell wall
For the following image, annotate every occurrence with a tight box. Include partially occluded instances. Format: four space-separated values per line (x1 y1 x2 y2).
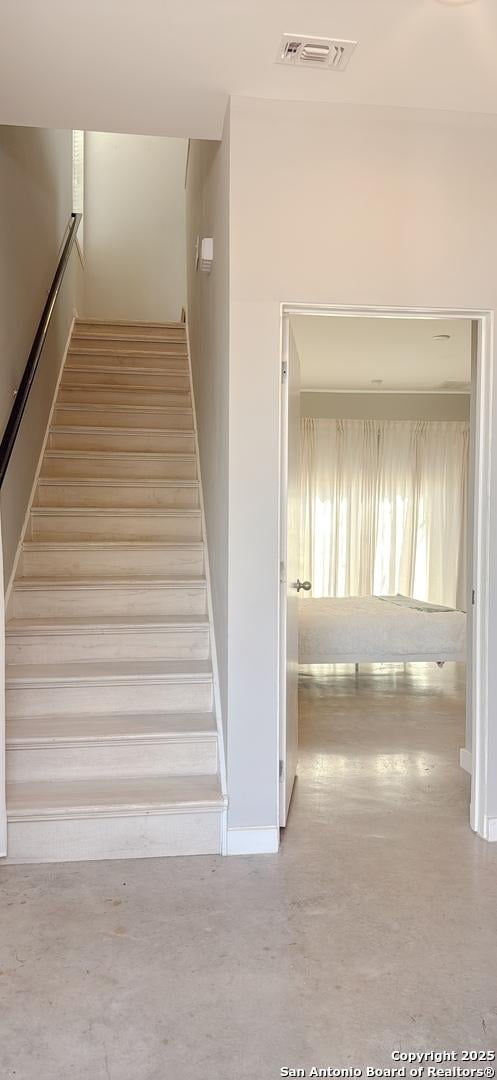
185 110 230 735
0 124 83 587
84 132 187 323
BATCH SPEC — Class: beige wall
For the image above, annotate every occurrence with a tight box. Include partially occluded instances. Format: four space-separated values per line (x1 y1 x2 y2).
0 125 82 586
226 97 497 831
185 119 230 731
301 391 471 421
84 132 187 322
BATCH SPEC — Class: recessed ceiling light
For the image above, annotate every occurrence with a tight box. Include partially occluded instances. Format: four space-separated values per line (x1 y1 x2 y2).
433 333 451 340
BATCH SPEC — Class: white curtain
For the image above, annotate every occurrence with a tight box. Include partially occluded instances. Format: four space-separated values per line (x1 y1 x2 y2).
301 418 469 608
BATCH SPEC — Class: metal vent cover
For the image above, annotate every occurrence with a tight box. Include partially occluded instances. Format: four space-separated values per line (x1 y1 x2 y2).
277 34 357 71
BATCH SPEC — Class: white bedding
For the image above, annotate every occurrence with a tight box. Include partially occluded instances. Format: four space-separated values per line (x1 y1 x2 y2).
299 594 466 665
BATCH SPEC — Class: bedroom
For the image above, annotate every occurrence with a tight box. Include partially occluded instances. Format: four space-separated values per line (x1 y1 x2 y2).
280 312 474 834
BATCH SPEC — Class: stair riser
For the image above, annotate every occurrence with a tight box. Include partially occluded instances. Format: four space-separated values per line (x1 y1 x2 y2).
7 737 217 782
67 350 189 372
35 482 200 510
71 337 188 355
11 585 208 619
58 386 192 408
5 809 222 863
21 544 204 579
48 430 196 455
6 628 210 665
29 513 203 543
63 369 190 391
6 680 213 719
42 454 197 481
54 406 194 431
75 321 185 338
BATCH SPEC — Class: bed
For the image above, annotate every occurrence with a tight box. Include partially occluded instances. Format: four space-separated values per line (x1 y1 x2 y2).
298 594 466 666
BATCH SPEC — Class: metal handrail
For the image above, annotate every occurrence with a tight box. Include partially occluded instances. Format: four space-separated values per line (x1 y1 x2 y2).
0 212 82 488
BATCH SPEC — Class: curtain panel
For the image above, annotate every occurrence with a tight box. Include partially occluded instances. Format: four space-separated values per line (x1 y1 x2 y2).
300 418 469 608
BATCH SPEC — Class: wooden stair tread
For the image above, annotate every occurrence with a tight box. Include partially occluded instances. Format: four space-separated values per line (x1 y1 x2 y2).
7 774 224 819
56 401 193 415
30 506 201 516
62 377 189 388
75 318 184 328
60 390 191 402
6 712 217 745
37 477 199 488
6 658 213 685
44 448 195 459
49 426 195 440
70 346 187 355
65 364 189 377
7 615 209 633
71 334 186 344
67 349 188 360
71 339 186 348
75 321 184 330
13 575 206 588
72 331 186 341
23 539 203 550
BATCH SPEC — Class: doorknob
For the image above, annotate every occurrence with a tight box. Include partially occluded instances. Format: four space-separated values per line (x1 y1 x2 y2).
294 580 312 592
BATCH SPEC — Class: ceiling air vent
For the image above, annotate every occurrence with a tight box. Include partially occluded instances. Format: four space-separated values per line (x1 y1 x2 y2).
278 34 357 71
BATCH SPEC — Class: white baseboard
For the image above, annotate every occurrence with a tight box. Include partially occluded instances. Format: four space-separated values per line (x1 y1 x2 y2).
226 826 279 856
459 747 472 774
483 817 497 842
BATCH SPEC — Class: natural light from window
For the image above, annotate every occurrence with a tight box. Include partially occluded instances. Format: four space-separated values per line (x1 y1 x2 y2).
72 129 84 252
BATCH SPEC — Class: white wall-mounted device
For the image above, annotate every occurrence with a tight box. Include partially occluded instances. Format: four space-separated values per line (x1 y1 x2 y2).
200 237 214 273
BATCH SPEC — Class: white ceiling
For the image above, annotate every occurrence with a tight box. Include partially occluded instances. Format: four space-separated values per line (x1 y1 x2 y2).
1 1 497 139
291 316 472 393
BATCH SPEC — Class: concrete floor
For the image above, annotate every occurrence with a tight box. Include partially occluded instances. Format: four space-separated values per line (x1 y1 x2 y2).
2 662 497 1080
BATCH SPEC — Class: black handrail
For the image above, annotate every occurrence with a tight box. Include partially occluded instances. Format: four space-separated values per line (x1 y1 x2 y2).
0 212 82 489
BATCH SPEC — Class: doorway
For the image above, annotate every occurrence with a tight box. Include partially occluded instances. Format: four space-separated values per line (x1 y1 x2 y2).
279 304 492 840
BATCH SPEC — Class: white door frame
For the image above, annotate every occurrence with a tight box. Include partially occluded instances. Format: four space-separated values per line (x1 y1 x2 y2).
278 302 493 840
279 316 301 824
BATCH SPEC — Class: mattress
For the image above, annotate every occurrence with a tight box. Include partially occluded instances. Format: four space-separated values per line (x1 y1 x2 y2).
298 594 466 665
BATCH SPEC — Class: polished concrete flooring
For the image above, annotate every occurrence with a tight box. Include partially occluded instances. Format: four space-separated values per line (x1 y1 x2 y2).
2 663 497 1079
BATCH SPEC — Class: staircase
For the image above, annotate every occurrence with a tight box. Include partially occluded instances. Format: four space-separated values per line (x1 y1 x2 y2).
4 319 226 862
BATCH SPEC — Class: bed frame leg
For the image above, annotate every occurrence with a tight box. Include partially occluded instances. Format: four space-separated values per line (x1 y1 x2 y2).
355 662 359 674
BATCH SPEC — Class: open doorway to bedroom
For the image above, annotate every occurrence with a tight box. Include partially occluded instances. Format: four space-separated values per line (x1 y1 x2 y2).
279 306 489 842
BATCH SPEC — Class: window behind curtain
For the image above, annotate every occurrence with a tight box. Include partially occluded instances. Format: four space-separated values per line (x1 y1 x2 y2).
72 130 84 252
300 417 469 609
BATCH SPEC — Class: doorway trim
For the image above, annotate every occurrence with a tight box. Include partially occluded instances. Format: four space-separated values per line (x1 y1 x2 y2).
279 302 493 840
